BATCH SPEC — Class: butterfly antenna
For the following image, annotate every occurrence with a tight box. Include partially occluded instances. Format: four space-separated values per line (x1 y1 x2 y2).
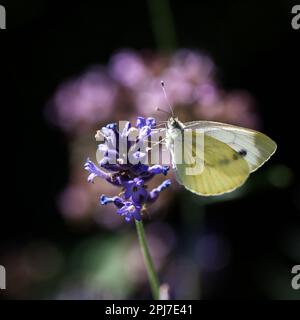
160 80 174 117
156 106 171 116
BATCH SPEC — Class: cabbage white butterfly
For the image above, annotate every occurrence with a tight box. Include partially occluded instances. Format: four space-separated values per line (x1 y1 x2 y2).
156 81 277 196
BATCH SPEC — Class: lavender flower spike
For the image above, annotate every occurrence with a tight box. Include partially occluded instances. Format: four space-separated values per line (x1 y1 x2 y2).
84 117 171 222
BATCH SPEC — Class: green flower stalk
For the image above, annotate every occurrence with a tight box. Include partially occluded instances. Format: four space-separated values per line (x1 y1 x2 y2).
135 220 160 299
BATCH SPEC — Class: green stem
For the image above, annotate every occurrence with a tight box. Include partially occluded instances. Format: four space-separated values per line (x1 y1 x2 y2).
147 0 177 51
135 220 160 299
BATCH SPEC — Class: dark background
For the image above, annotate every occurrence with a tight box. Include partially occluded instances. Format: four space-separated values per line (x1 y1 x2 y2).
1 0 300 299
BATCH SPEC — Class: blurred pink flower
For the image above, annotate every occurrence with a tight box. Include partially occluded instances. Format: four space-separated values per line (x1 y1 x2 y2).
46 49 261 226
109 50 149 89
47 67 117 133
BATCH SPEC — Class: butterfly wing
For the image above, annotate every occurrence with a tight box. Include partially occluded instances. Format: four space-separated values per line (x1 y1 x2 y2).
184 121 277 173
172 130 250 196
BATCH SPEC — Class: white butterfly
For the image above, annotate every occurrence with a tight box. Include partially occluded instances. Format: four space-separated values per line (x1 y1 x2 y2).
155 82 277 196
